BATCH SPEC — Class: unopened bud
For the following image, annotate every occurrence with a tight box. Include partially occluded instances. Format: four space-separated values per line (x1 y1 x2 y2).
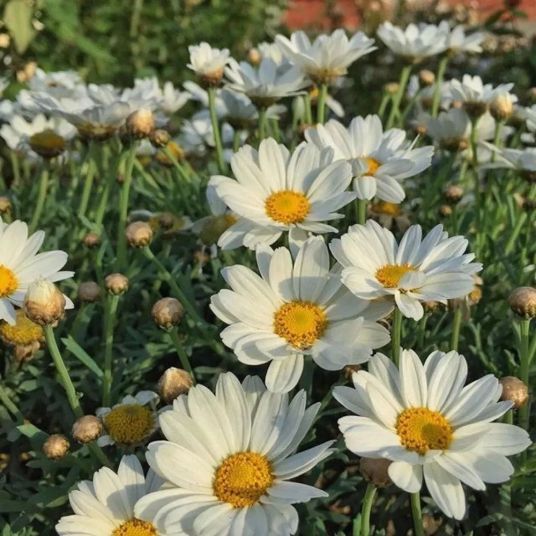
150 129 171 148
439 204 453 217
508 287 536 319
0 196 12 214
419 69 435 87
248 48 262 65
42 434 69 459
443 184 464 204
490 93 514 121
359 457 392 487
158 212 175 230
126 221 153 248
158 367 193 403
83 232 101 248
499 376 529 409
72 415 103 443
126 108 155 139
78 281 101 303
104 273 129 295
152 297 184 329
24 280 66 326
384 82 400 96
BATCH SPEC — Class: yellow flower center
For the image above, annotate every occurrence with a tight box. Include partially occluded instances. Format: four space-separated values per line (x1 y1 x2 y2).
375 263 415 288
265 190 310 225
396 407 453 455
29 129 65 157
213 451 273 508
371 201 401 217
364 157 381 176
112 518 157 536
0 310 43 345
103 404 155 446
273 300 327 350
0 264 18 298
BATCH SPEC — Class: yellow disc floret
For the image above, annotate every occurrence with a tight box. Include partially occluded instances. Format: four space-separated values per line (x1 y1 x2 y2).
213 452 274 508
364 157 381 176
0 310 43 345
112 518 157 536
371 201 401 217
265 190 310 225
396 407 453 455
0 265 18 298
274 300 327 350
375 263 415 289
103 404 155 446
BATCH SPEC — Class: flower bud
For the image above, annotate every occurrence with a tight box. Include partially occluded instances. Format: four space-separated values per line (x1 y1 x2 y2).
126 108 155 139
72 415 103 443
152 297 184 329
42 434 70 459
248 48 262 65
384 82 400 96
83 232 101 248
158 367 193 403
126 221 153 248
508 287 536 319
0 196 12 214
359 457 392 487
439 204 452 217
158 212 175 230
150 129 171 148
443 184 464 204
104 273 129 295
24 280 66 326
499 376 529 409
419 69 435 87
490 93 514 121
78 281 101 303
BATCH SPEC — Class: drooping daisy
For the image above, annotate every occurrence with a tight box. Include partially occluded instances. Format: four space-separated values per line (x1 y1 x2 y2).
187 42 231 85
305 115 433 203
97 391 159 448
331 220 481 320
335 350 531 519
0 219 74 325
213 138 355 250
56 454 164 535
210 237 391 392
485 146 536 182
134 372 334 535
275 29 376 84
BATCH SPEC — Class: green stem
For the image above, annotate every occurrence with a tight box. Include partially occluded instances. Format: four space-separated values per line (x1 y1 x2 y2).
392 308 403 366
357 199 367 225
316 83 329 124
378 93 390 118
411 492 425 536
169 329 196 383
470 119 482 253
44 326 83 418
450 305 463 351
386 65 412 129
304 92 313 125
30 165 49 232
78 147 97 219
431 55 449 117
258 107 268 141
102 294 120 406
518 319 531 430
10 152 21 188
0 382 24 421
360 484 377 536
208 86 227 173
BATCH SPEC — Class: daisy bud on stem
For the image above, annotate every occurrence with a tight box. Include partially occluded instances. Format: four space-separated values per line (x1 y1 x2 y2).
500 377 529 409
83 232 101 248
24 280 66 327
72 415 103 444
152 297 184 330
158 367 193 403
42 434 69 460
77 281 101 304
126 221 153 248
126 108 155 139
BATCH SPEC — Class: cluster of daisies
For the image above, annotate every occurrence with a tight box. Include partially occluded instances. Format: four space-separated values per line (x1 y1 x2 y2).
0 18 533 536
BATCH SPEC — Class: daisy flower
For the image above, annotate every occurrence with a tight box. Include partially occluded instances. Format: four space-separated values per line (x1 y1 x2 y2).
134 372 334 535
275 29 376 84
213 138 355 250
188 42 231 85
210 236 391 392
97 391 159 448
56 454 164 536
331 220 481 320
485 146 536 182
335 350 531 519
445 25 485 55
305 115 433 203
0 219 73 325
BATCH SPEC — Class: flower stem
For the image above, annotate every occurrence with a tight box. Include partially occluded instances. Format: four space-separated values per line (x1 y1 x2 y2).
470 118 482 253
386 64 412 129
431 55 449 117
392 307 403 366
518 318 531 430
357 199 367 225
169 329 196 383
102 294 120 406
410 492 425 536
450 305 463 351
258 107 268 140
208 86 227 174
78 144 97 219
360 484 377 536
30 165 49 232
316 83 329 124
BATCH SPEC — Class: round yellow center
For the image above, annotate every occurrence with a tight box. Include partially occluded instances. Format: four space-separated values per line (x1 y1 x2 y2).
0 265 18 298
375 263 415 288
29 129 65 156
273 300 327 350
364 157 381 176
103 404 155 446
371 201 401 217
213 451 273 508
265 190 310 225
396 407 453 455
112 518 157 536
0 310 43 345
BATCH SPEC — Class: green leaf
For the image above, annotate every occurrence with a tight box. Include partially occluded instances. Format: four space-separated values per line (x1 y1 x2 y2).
3 0 36 54
61 335 103 378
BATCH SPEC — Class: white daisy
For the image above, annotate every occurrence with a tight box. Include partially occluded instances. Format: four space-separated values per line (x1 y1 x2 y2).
213 138 355 250
330 220 481 321
97 391 159 448
485 146 536 181
210 236 391 393
335 349 531 519
188 42 231 83
0 219 73 325
275 29 376 83
377 22 448 61
445 25 485 54
56 454 164 536
305 115 433 203
134 372 334 535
